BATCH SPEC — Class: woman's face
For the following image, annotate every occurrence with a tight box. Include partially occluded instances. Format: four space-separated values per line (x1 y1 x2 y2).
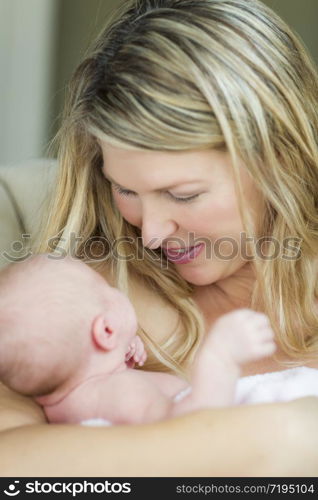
99 142 262 286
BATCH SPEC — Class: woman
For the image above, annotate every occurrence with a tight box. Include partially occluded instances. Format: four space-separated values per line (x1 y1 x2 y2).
1 0 318 475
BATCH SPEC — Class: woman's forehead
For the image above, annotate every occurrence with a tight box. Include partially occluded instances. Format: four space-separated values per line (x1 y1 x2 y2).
99 141 233 183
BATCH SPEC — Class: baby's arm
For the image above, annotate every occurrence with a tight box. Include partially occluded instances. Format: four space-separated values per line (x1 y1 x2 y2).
171 309 277 414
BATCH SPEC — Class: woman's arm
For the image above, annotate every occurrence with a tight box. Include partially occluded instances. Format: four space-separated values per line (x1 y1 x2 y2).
1 386 317 476
0 382 47 430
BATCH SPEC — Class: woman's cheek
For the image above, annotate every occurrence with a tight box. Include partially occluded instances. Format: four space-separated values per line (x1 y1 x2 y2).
187 198 239 237
112 193 141 226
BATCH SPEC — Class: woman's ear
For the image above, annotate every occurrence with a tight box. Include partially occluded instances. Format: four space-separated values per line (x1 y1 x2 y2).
91 314 117 351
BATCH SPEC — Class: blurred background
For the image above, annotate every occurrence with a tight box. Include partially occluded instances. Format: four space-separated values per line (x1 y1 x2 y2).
1 0 318 165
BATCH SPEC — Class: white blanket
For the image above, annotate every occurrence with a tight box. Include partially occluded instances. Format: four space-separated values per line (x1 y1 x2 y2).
235 366 318 405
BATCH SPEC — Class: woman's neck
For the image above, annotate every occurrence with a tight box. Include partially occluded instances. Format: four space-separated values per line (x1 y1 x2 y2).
191 262 257 335
214 262 256 309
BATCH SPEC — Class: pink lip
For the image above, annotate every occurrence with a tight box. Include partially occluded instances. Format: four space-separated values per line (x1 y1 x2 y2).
163 243 204 264
164 247 192 252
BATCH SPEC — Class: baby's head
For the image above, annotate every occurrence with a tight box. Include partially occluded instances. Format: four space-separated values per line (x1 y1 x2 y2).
0 253 138 396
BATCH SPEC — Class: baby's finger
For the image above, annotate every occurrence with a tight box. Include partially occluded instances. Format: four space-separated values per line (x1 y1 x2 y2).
125 345 132 359
134 336 145 362
127 343 136 360
125 350 133 361
139 350 147 366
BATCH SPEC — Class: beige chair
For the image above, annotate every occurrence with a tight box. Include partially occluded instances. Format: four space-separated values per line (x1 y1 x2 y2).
0 158 57 270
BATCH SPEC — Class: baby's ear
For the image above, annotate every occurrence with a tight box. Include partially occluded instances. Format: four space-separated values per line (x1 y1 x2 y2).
91 314 117 351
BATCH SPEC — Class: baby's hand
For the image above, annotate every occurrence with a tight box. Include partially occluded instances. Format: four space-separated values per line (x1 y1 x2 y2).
207 308 276 364
125 335 147 367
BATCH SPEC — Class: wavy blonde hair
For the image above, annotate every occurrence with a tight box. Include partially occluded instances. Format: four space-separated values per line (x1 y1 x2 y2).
36 0 318 376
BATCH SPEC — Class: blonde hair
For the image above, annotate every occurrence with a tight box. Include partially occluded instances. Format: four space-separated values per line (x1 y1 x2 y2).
36 0 318 375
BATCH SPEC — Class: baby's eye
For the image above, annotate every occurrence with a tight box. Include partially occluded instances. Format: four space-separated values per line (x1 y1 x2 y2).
112 185 200 204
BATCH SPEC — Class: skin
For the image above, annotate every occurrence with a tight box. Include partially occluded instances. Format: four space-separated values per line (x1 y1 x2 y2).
0 395 303 477
99 143 263 288
0 145 318 475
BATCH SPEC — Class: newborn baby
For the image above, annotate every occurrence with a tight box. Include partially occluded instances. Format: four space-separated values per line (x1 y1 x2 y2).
0 254 276 425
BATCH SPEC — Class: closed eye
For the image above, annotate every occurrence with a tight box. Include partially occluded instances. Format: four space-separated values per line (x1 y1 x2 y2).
112 184 200 204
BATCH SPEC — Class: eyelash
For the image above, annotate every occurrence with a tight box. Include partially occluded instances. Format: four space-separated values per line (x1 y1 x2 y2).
112 185 200 204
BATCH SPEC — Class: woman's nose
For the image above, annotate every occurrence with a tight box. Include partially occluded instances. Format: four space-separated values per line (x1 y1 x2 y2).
141 206 177 250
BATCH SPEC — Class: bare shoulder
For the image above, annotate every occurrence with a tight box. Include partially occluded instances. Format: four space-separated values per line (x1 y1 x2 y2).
128 274 184 344
0 382 47 431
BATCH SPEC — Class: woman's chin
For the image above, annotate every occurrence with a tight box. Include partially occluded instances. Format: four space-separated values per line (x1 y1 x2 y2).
176 264 218 287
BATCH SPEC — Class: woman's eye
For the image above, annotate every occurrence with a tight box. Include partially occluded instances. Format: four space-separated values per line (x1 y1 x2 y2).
170 193 200 203
112 185 199 204
113 185 135 197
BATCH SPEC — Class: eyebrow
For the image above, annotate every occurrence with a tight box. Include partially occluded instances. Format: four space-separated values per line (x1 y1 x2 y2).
103 171 202 192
